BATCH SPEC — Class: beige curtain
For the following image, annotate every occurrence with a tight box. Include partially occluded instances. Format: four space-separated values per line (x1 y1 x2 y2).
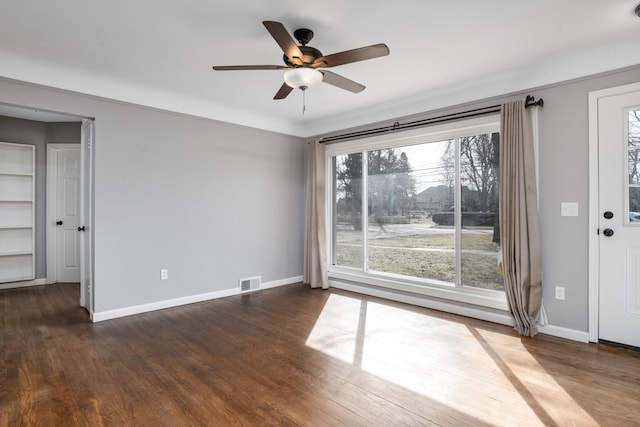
499 100 543 337
303 139 329 289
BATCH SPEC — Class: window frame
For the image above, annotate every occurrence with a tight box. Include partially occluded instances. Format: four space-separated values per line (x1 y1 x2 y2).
325 114 507 310
625 106 640 226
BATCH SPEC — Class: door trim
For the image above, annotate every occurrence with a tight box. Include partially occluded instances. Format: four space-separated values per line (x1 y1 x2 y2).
80 119 95 316
588 81 640 343
46 143 80 285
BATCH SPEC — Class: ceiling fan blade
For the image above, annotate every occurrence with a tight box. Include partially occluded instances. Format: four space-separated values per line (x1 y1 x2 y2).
314 43 389 68
274 83 294 100
320 70 365 93
212 65 289 71
263 21 304 63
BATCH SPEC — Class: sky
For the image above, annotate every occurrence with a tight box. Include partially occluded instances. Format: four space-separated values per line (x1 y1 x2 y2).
400 139 452 193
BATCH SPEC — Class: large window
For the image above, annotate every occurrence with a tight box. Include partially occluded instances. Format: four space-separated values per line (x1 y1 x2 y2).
327 116 503 305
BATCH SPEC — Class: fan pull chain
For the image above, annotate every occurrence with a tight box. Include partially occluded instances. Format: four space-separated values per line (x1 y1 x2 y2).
302 87 307 115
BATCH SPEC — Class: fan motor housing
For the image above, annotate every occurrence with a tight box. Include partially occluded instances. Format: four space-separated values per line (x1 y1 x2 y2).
283 46 323 67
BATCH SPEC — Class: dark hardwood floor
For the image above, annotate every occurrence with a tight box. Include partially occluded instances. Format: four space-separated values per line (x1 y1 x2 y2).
1 283 639 426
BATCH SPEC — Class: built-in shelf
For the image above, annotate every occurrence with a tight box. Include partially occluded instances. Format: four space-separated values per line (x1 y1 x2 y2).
0 250 33 257
0 171 33 175
0 275 35 284
0 142 35 283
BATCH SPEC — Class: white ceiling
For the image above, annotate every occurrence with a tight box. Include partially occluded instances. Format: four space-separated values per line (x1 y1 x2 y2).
1 0 639 136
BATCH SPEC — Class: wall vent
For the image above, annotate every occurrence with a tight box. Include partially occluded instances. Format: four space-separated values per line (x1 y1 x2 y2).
239 276 261 292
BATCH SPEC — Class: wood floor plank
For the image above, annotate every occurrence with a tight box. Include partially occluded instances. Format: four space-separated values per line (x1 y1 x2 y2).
1 282 640 426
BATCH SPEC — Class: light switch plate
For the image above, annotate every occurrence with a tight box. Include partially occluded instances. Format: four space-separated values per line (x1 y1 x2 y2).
561 202 579 217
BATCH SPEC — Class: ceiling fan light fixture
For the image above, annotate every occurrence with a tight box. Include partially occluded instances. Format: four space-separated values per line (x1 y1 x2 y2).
284 68 323 90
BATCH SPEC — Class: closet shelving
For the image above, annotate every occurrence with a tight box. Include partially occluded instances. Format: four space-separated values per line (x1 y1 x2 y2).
0 142 35 283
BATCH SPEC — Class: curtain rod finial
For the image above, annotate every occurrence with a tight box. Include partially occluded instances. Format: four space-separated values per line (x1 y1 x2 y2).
525 95 544 108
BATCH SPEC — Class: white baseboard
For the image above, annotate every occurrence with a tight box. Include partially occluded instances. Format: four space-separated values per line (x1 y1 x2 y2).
0 278 47 290
538 324 589 343
262 275 302 289
92 288 238 322
330 279 589 343
92 275 302 323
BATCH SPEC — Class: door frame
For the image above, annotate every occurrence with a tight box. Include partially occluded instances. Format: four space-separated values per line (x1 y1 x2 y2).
588 81 640 343
79 119 95 315
46 143 81 285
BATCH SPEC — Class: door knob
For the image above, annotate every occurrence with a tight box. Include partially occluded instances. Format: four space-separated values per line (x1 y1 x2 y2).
56 220 63 225
78 226 85 232
603 228 614 237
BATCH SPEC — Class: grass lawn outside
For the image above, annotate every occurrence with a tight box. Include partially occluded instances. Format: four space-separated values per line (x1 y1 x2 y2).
334 225 504 292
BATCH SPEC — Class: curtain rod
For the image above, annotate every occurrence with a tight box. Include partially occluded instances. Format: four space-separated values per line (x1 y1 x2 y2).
319 95 544 144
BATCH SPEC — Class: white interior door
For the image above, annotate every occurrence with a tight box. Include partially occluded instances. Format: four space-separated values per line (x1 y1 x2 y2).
597 85 640 348
79 120 94 313
55 147 81 283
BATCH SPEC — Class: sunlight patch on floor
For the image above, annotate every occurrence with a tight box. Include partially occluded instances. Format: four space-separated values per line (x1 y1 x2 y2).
306 294 598 426
305 293 364 364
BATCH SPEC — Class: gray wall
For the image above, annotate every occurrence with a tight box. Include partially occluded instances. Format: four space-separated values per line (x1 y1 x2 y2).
536 67 640 331
47 122 81 143
0 80 306 313
0 117 81 279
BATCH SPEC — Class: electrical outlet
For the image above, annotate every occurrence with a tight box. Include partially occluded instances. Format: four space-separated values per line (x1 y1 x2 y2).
160 269 168 280
561 202 579 217
555 286 565 300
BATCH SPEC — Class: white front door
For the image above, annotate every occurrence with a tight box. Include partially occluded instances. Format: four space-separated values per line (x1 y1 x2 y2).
596 84 640 348
55 147 81 283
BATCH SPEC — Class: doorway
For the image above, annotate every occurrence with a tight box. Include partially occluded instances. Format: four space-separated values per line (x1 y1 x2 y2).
46 144 81 284
0 103 94 317
589 82 640 348
45 120 94 314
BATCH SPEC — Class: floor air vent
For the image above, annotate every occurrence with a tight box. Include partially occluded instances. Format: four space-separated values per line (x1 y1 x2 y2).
239 276 261 292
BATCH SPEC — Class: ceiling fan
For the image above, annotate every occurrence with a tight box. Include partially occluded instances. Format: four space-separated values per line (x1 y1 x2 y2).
212 21 390 101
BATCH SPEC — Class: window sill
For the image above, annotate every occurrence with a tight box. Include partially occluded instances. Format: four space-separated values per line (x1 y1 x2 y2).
328 268 508 311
